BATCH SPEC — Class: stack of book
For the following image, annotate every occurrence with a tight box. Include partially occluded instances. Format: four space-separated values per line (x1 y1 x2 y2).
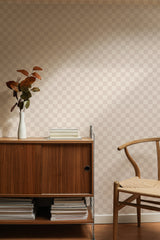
0 198 35 220
49 129 81 140
50 198 88 221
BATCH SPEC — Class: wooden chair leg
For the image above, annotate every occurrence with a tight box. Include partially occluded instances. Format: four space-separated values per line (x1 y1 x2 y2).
113 182 119 240
136 196 141 227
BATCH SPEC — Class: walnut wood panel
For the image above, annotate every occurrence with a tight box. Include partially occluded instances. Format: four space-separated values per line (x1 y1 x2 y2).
41 143 92 194
0 143 41 194
0 138 93 196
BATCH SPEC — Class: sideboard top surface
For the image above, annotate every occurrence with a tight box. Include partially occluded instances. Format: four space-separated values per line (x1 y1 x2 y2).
0 137 93 144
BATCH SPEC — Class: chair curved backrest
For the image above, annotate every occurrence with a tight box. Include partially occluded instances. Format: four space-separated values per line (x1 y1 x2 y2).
113 137 160 240
118 137 160 179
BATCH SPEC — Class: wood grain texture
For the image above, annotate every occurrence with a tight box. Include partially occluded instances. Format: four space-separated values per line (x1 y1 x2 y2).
42 143 92 194
0 138 93 196
0 137 93 144
0 223 160 240
118 137 160 150
0 143 41 194
124 147 140 177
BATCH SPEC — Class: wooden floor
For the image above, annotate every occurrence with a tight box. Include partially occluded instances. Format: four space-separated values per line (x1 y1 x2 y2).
0 223 160 240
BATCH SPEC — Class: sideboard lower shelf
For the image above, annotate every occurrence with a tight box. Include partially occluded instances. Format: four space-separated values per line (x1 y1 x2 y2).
0 207 93 225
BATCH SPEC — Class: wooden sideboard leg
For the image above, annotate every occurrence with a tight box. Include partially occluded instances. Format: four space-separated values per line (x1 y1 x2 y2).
137 196 141 227
113 182 119 240
90 196 96 240
92 223 96 240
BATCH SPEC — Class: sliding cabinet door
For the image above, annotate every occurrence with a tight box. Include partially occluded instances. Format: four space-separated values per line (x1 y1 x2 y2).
0 143 41 194
42 143 92 194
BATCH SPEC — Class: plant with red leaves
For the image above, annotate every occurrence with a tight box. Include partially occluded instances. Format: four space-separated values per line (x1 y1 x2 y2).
6 66 43 112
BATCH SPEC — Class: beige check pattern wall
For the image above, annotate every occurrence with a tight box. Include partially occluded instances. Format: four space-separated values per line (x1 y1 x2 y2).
0 0 160 216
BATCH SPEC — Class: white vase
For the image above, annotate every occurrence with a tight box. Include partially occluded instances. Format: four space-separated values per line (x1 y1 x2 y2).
18 111 26 139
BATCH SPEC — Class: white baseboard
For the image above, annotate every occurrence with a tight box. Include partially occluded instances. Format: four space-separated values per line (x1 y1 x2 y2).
95 213 160 224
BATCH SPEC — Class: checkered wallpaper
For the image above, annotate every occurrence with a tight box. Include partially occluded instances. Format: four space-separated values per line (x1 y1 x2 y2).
0 0 160 216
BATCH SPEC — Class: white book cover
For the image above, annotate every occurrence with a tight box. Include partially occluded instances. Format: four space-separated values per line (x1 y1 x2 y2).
49 129 78 132
48 136 82 140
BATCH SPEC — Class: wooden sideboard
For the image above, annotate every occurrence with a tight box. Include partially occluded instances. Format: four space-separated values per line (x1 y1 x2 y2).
0 137 95 238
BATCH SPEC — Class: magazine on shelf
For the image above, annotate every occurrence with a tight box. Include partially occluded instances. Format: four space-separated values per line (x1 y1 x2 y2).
0 214 35 220
48 128 81 140
49 129 78 132
0 208 33 212
0 198 35 220
50 197 88 221
50 214 88 221
49 137 82 140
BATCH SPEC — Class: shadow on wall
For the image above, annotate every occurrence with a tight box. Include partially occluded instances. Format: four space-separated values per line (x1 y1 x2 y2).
0 3 155 73
0 90 17 137
0 2 159 137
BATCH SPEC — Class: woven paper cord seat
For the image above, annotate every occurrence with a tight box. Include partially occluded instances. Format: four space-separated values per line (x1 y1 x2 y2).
113 138 160 240
119 177 160 197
